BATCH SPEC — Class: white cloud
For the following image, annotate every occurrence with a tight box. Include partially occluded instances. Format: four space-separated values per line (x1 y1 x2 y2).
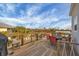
0 4 16 17
0 4 60 29
17 7 60 28
26 4 43 17
61 23 71 30
26 4 53 17
21 7 59 24
52 20 71 29
0 4 70 29
6 4 16 12
0 17 26 26
0 4 7 17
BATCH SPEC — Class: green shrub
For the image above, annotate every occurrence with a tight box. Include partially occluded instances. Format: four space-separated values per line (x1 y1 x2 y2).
8 40 12 46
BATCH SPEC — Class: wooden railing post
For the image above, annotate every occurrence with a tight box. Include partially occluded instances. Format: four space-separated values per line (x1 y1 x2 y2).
56 40 61 56
59 40 76 56
62 42 67 56
70 40 75 56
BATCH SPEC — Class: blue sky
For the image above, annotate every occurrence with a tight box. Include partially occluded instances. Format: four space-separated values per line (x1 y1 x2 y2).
0 3 71 29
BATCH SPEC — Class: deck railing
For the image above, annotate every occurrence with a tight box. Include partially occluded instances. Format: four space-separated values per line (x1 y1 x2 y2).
57 40 78 56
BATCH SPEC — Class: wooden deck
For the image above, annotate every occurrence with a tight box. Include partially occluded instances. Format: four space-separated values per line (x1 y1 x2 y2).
9 39 57 56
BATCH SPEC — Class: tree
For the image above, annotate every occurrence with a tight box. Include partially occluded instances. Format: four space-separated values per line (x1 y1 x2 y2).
35 33 38 40
14 26 26 46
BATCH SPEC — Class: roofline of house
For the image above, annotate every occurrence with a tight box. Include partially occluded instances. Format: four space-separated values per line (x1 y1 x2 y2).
69 3 79 16
69 3 75 16
0 27 13 28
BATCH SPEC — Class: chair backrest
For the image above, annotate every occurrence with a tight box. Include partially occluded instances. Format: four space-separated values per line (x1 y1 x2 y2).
0 33 8 49
0 33 8 43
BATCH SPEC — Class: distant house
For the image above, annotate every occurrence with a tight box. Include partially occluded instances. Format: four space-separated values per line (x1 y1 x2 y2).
0 27 7 32
0 23 12 32
55 30 71 36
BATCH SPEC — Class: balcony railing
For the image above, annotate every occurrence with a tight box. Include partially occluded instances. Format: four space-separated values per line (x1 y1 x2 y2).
56 39 78 56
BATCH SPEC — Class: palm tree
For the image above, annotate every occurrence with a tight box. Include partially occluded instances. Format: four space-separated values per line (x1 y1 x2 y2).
14 26 26 46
